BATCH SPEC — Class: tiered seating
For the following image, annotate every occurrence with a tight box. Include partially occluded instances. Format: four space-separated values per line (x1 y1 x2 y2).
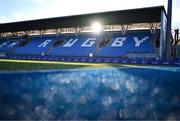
50 34 97 57
1 31 155 59
0 39 20 53
14 36 59 55
96 31 154 57
0 39 8 53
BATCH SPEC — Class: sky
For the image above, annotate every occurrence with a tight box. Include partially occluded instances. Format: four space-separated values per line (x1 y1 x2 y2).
0 0 179 29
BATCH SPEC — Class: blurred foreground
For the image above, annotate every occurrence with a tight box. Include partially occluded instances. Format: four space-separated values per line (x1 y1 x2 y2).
0 66 180 120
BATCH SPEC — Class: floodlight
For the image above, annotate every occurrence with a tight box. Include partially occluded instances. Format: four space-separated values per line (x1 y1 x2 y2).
89 53 93 58
92 22 102 33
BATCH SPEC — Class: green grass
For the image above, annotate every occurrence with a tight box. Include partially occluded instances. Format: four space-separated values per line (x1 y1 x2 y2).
0 59 152 71
0 59 95 71
0 59 117 71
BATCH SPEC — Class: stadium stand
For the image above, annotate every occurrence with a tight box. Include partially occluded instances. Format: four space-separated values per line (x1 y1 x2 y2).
96 31 154 57
44 37 65 55
14 35 59 56
0 30 169 65
50 34 97 57
0 39 20 53
0 6 179 65
1 31 155 58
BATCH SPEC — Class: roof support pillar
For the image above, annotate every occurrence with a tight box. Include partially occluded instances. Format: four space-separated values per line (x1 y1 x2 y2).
160 10 167 59
166 0 173 59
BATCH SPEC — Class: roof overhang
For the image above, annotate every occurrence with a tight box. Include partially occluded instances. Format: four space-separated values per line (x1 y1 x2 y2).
0 6 166 33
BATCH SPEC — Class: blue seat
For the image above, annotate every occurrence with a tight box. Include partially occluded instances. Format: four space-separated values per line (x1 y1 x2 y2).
2 31 156 59
14 36 58 55
49 31 155 58
0 39 20 53
50 34 97 57
96 31 154 57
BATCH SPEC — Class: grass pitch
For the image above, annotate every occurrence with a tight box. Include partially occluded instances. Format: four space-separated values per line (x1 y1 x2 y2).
0 59 99 71
0 59 149 71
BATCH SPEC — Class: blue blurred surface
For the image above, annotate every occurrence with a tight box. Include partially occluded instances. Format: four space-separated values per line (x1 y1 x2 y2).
0 66 180 120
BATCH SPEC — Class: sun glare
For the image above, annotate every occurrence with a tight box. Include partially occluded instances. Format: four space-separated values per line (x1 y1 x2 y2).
91 22 102 33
